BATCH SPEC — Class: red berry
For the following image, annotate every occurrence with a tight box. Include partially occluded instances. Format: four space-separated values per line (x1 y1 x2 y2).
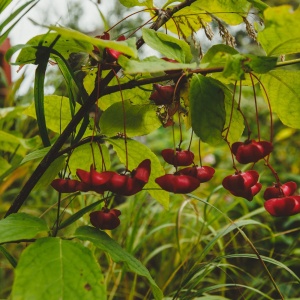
264 196 300 217
149 84 175 105
106 35 126 61
90 208 121 230
231 140 273 164
51 179 89 193
155 174 200 194
264 181 297 200
176 166 215 183
222 170 261 201
132 159 151 183
161 148 194 167
108 173 143 196
222 170 259 191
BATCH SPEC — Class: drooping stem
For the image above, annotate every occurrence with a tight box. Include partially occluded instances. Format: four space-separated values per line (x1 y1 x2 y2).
249 73 261 140
224 81 237 141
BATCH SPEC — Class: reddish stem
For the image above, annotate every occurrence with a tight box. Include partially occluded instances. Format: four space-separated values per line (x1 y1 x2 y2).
249 73 261 141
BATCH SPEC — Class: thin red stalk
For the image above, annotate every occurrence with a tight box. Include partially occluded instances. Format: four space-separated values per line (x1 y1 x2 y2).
250 73 274 144
224 81 237 141
188 130 193 151
177 109 183 149
127 15 157 38
237 80 251 140
264 159 281 185
97 142 107 171
106 8 156 33
198 138 202 167
112 70 129 171
249 73 261 140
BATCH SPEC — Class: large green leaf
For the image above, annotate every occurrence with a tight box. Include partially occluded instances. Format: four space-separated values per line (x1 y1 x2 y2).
260 70 300 128
0 213 48 244
194 0 251 25
68 142 111 175
165 4 211 36
100 101 161 137
189 74 226 145
23 95 79 133
12 237 106 300
75 226 163 300
108 138 169 209
119 0 152 8
142 28 192 63
34 155 66 190
0 156 11 176
118 55 196 74
257 5 300 56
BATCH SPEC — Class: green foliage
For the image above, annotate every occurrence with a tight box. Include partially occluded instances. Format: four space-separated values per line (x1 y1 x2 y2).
100 101 162 137
0 213 48 243
12 237 106 300
189 74 226 145
75 226 163 300
2 1 300 299
258 5 300 56
260 70 300 128
142 28 193 63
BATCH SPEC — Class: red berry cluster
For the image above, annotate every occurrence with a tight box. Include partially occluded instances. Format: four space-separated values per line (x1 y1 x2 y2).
51 159 151 230
222 139 300 217
155 148 215 194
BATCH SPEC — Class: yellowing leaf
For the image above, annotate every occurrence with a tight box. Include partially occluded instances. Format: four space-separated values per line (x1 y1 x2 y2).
258 5 300 56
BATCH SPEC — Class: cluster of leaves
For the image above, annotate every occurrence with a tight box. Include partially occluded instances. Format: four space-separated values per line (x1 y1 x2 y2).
1 0 300 299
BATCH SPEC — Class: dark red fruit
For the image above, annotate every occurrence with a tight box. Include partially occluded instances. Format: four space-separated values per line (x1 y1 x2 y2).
108 159 151 196
161 148 194 167
231 140 273 164
264 196 300 217
228 182 262 201
176 166 215 183
51 179 89 193
264 181 297 200
222 170 261 201
155 174 200 194
132 159 151 183
149 84 175 105
90 208 121 230
106 35 126 61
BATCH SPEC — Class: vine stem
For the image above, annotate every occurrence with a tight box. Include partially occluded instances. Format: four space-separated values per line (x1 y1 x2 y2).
5 0 198 217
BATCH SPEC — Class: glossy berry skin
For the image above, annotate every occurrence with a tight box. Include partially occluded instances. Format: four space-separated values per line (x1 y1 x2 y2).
231 140 273 164
149 84 175 105
76 167 114 193
264 196 300 217
155 174 200 194
161 148 194 167
90 208 121 230
176 166 215 183
107 159 151 196
51 179 89 193
263 181 297 200
222 170 261 201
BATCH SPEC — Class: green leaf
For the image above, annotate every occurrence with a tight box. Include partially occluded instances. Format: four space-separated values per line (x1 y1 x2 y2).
118 55 196 74
0 0 11 13
260 70 300 128
165 5 211 36
247 0 269 11
0 156 11 176
75 226 163 300
68 142 111 175
142 28 193 63
34 155 66 190
194 0 251 25
49 26 137 58
257 5 300 56
189 74 226 145
119 0 153 8
12 237 106 300
108 138 169 209
0 245 17 268
23 95 79 133
0 213 48 243
100 101 161 137
223 88 244 144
